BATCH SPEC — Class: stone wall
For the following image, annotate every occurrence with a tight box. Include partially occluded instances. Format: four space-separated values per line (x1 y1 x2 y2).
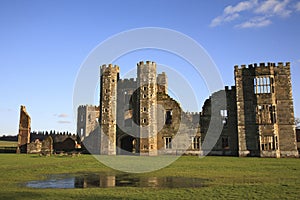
234 62 298 158
77 105 100 141
200 87 238 156
17 105 31 153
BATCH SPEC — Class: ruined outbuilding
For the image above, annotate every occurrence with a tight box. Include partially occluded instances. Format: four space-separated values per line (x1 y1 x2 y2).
17 105 31 153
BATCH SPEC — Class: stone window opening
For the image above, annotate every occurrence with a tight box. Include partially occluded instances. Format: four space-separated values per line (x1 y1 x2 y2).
260 135 277 151
165 137 172 149
80 114 84 122
192 137 200 149
254 76 272 94
256 104 276 124
270 105 276 123
143 118 147 123
143 86 147 91
165 110 173 125
220 110 228 125
80 128 84 137
143 94 147 98
143 107 147 112
222 136 229 149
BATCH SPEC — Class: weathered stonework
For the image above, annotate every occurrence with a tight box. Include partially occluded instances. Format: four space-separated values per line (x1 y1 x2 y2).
77 105 100 141
79 61 298 158
137 61 158 156
235 62 298 158
100 64 119 155
41 136 53 156
17 105 31 153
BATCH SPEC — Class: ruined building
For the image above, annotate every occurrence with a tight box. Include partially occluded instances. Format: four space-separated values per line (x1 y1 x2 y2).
17 105 31 153
235 62 298 158
77 105 100 141
78 61 298 158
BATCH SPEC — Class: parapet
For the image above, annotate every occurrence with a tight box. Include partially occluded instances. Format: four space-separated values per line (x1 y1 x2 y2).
234 62 290 70
185 111 200 116
78 105 99 110
100 64 120 73
137 61 156 67
225 86 236 91
118 78 136 83
118 78 137 88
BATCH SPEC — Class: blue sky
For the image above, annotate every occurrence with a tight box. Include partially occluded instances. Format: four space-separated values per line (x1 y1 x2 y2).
0 0 300 135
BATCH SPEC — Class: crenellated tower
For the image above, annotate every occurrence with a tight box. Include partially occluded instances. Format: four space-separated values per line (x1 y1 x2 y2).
235 62 298 158
100 64 119 155
137 61 158 156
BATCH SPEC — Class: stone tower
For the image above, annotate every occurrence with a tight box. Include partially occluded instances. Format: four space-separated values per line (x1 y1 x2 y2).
17 105 31 153
77 105 100 141
137 61 158 156
235 62 298 158
100 64 119 155
157 72 168 94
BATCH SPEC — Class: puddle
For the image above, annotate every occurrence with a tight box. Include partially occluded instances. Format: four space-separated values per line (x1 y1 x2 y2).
26 173 207 189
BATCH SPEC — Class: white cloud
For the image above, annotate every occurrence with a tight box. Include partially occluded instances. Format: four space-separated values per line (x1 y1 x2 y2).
210 0 297 28
57 120 71 124
255 0 291 17
236 17 272 28
295 2 300 11
210 13 240 27
210 0 256 27
57 113 68 118
224 0 258 14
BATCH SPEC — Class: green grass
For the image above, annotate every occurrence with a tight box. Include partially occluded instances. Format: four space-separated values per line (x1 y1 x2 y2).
0 154 299 200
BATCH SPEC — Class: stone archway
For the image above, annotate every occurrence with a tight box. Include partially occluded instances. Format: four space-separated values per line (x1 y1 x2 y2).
117 134 136 155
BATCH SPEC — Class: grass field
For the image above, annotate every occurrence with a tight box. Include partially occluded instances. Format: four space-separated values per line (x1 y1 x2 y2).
0 154 299 200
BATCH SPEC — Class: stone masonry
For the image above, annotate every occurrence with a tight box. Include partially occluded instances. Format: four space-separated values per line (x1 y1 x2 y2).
77 105 100 141
235 62 298 158
79 61 298 158
17 105 31 153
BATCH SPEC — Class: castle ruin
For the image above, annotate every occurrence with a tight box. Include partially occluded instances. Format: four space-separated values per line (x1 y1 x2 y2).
78 61 298 158
17 105 31 153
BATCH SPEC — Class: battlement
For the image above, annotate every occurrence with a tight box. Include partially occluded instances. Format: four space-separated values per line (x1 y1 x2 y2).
101 64 120 73
185 111 200 116
118 78 137 89
137 61 156 66
234 62 290 70
118 78 136 83
225 86 236 91
78 105 99 110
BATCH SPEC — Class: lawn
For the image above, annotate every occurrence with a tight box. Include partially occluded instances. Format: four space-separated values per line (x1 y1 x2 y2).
0 154 299 200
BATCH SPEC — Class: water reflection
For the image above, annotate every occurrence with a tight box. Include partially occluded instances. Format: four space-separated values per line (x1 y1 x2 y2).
26 173 206 189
